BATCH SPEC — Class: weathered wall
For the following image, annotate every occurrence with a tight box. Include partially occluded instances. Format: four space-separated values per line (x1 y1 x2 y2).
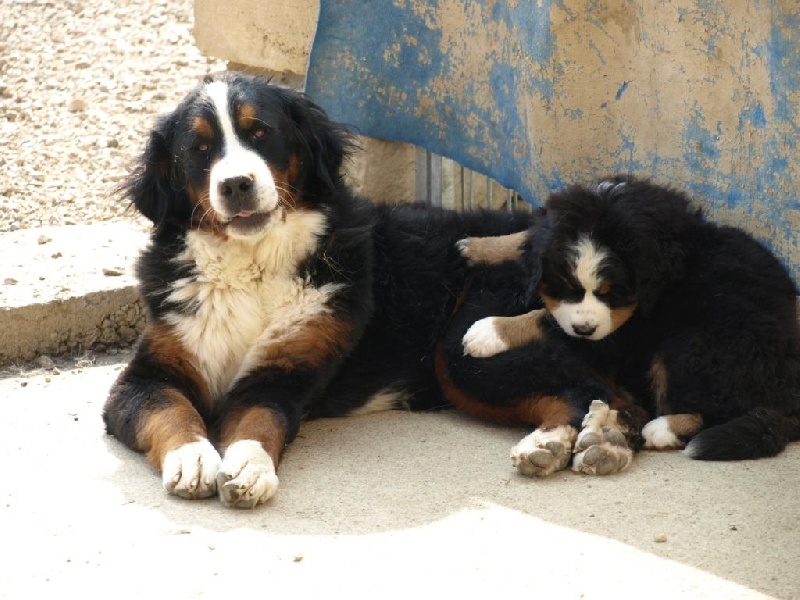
194 0 799 280
306 0 799 280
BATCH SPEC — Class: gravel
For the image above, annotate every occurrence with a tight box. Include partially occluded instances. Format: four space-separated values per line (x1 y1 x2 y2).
0 0 226 232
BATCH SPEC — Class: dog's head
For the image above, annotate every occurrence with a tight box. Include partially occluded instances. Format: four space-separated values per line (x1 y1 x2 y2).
123 72 354 237
536 176 691 340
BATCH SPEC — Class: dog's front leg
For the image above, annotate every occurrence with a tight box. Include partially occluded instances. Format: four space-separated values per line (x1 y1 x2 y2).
214 311 355 508
103 326 222 501
214 402 287 509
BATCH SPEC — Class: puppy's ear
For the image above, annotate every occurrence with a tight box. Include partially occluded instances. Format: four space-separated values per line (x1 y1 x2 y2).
283 90 355 195
621 184 690 316
121 113 179 225
522 218 551 302
632 234 686 316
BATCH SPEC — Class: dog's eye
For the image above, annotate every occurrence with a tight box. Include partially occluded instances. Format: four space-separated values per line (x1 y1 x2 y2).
196 142 211 153
252 128 269 141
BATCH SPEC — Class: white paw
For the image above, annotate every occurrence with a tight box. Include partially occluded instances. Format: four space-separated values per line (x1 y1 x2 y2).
643 417 684 449
162 439 222 499
217 440 280 509
462 317 508 357
572 400 633 476
511 425 577 477
455 238 474 263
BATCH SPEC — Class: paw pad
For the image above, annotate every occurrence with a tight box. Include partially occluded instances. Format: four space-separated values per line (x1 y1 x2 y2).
511 425 576 478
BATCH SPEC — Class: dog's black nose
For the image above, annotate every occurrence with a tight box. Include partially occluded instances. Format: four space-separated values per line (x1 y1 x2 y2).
219 175 254 199
573 323 597 337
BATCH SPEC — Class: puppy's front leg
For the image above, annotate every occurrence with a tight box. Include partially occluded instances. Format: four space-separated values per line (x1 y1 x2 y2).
462 308 548 357
456 230 528 265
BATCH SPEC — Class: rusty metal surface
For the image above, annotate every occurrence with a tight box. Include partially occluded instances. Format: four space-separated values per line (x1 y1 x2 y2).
306 0 799 281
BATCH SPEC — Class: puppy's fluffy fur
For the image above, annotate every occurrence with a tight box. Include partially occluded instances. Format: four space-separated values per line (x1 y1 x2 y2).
447 176 800 471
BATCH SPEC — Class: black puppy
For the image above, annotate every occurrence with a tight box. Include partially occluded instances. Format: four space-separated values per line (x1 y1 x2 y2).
447 176 800 476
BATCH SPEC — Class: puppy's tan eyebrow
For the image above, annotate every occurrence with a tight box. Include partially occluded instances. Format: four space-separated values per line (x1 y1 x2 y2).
237 102 257 130
192 117 215 139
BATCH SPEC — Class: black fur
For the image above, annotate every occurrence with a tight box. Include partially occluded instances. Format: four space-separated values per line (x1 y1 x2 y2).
103 72 537 505
457 176 800 461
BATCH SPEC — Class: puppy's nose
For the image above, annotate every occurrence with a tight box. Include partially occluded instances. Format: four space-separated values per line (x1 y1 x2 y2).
573 323 597 337
218 175 254 201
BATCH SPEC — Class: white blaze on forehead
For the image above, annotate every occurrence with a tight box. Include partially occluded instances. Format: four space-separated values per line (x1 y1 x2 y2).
204 80 278 217
549 235 614 340
572 236 607 291
205 81 237 149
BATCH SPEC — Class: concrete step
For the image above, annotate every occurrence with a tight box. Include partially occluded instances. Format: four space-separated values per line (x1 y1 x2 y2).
0 222 149 364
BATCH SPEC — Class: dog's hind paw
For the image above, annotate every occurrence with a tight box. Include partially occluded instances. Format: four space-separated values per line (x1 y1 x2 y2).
217 440 280 509
511 425 577 477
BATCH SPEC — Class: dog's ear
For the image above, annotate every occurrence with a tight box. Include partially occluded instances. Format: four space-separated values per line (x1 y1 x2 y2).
282 90 355 195
121 112 181 225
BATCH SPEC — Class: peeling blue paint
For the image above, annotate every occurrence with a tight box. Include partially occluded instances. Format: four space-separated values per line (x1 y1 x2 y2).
615 81 630 101
307 0 800 281
739 102 767 130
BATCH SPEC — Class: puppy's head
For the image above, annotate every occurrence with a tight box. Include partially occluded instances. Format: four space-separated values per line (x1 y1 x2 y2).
123 72 353 237
537 177 690 340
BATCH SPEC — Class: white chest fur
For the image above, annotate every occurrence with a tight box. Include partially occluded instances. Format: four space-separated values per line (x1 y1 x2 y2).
163 210 337 400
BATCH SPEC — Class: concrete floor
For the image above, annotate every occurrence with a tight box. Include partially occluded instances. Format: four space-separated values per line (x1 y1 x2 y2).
1 354 797 599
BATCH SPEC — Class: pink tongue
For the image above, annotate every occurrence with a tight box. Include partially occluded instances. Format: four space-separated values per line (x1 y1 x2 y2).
236 211 254 218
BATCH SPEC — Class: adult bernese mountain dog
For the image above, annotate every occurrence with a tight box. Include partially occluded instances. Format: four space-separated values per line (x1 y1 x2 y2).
444 176 800 477
102 72 538 508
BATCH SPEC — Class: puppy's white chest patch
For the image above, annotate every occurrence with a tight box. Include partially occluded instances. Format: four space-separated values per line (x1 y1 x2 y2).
164 212 336 399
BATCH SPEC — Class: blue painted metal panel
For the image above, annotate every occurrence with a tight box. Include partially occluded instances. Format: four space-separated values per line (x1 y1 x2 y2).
306 0 800 281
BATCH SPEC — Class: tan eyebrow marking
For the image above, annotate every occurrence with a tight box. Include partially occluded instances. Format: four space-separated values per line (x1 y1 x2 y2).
237 102 257 130
192 117 215 139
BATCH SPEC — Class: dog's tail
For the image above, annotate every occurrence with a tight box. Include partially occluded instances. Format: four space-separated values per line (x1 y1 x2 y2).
684 407 800 461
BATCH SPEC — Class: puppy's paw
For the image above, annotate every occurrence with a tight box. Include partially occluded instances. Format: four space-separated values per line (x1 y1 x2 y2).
511 425 577 477
571 400 633 476
572 434 633 475
642 415 703 450
455 238 476 264
217 440 279 509
462 317 508 357
162 439 221 499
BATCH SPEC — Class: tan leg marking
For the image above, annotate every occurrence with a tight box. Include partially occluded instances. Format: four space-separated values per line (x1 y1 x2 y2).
137 390 209 469
462 308 547 357
649 355 669 414
138 391 221 499
456 230 528 265
643 414 704 450
215 407 287 508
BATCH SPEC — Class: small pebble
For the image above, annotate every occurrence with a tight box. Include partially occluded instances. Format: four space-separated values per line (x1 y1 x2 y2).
654 533 668 543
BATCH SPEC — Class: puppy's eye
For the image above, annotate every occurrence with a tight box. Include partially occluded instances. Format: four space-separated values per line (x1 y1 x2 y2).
560 277 577 291
196 142 211 153
595 284 611 298
252 128 269 141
